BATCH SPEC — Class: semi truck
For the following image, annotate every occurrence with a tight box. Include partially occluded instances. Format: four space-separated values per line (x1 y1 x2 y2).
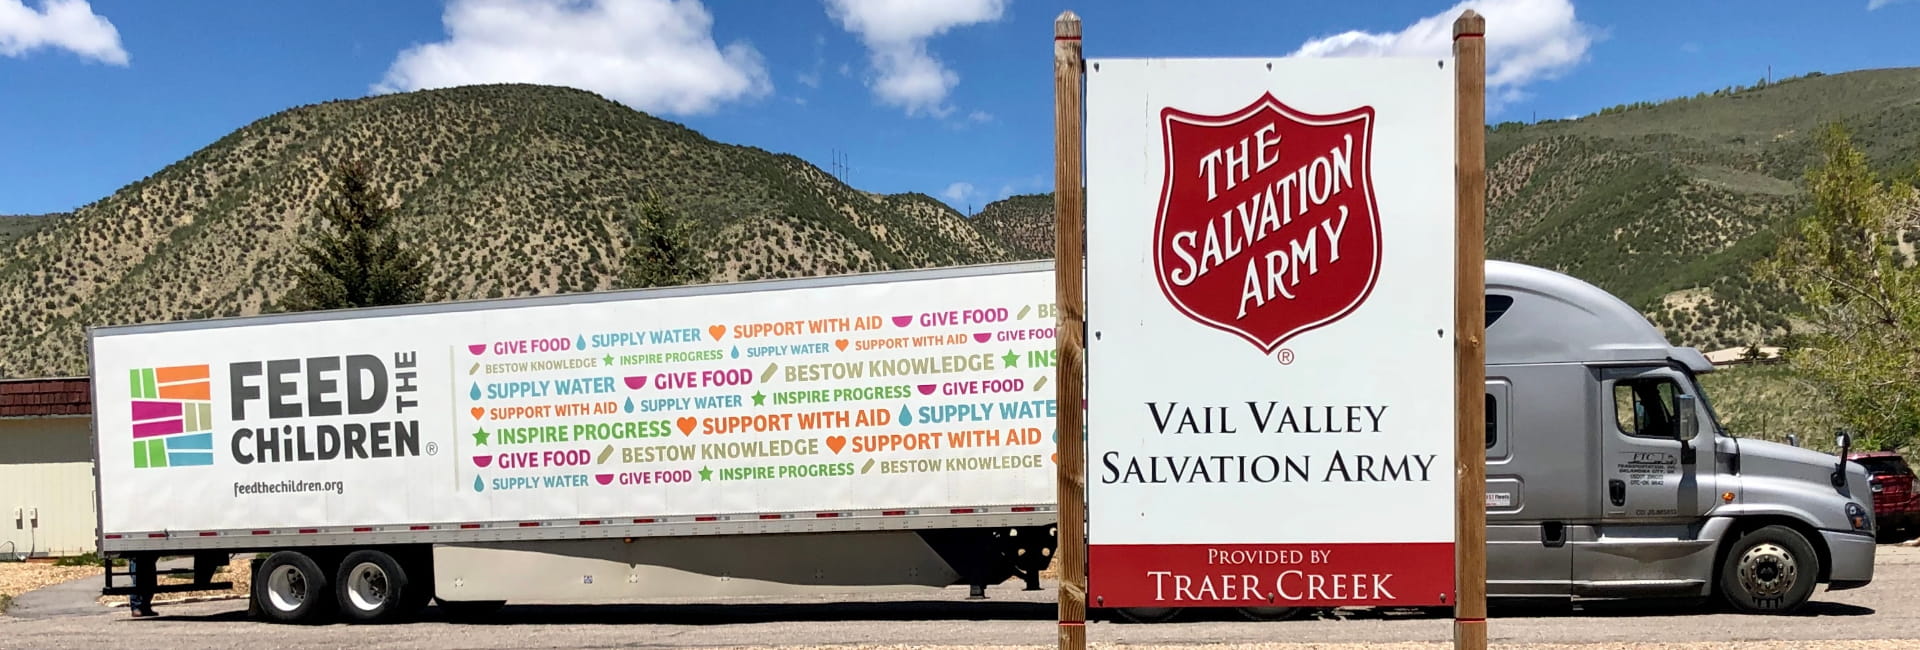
87 258 1874 623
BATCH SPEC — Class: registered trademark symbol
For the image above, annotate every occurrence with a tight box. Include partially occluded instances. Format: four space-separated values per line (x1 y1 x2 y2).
1276 349 1295 365
426 442 439 456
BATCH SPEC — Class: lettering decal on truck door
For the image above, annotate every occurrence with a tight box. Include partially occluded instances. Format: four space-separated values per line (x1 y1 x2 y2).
1154 92 1383 353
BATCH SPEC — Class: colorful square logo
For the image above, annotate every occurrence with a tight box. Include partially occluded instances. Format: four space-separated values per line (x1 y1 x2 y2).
129 365 214 468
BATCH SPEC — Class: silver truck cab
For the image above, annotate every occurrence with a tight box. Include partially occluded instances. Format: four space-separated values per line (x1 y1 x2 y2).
1483 261 1876 614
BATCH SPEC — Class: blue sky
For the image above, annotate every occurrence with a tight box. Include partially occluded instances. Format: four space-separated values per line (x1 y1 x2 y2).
2 0 1917 217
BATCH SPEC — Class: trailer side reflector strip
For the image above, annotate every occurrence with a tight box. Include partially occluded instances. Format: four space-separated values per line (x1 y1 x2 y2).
251 530 271 536
1012 506 1037 512
105 534 123 540
950 508 977 514
410 525 431 531
198 531 218 537
633 518 655 524
147 533 167 538
518 522 541 527
579 520 601 526
759 514 782 520
460 524 481 529
352 527 373 532
816 512 841 518
297 529 318 534
882 510 906 516
695 516 718 522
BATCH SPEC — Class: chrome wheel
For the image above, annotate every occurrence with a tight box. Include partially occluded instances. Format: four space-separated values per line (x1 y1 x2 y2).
1736 542 1798 599
266 564 310 612
345 562 391 612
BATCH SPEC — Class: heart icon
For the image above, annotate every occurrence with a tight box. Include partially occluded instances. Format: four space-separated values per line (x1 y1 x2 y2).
469 407 486 420
467 344 487 355
825 436 847 454
623 376 648 390
676 417 698 435
917 384 937 395
834 339 849 351
891 315 914 327
708 325 726 340
595 474 615 486
473 455 493 468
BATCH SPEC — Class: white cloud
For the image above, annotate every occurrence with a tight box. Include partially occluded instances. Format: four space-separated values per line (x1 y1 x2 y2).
942 181 976 203
824 0 1006 117
375 0 771 116
1868 0 1909 9
1289 0 1596 112
0 0 126 65
967 110 992 123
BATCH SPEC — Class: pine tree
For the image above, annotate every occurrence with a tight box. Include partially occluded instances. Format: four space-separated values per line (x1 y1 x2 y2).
283 160 429 311
618 192 708 289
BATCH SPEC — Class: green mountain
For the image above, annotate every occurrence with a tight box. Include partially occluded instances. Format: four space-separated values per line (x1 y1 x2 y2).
0 84 1022 377
5 68 1917 377
954 67 1920 350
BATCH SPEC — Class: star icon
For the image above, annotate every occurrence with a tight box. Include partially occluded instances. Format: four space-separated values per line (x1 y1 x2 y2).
1002 349 1020 368
603 353 615 366
752 391 766 406
699 466 713 482
472 428 490 446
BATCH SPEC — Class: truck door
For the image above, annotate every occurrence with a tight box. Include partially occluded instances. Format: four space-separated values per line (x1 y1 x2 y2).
1597 366 1712 521
1485 377 1575 597
1570 365 1720 593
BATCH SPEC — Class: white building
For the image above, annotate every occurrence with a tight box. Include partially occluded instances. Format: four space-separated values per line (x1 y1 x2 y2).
1 377 96 559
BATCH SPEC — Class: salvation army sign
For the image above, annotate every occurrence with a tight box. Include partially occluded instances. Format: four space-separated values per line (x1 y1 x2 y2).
1084 57 1458 610
1155 93 1381 353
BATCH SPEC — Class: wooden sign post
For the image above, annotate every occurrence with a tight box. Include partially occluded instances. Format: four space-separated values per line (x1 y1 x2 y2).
1054 10 1486 650
1052 10 1087 650
1451 10 1489 650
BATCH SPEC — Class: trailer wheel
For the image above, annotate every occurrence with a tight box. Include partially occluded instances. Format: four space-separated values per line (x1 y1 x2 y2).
1718 524 1819 615
335 550 422 624
1112 606 1182 623
253 551 336 624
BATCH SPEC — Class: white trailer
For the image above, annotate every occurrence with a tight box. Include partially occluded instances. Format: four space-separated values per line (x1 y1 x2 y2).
89 261 1063 623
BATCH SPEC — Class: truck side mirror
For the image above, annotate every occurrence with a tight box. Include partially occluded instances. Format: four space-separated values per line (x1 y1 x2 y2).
1674 393 1699 442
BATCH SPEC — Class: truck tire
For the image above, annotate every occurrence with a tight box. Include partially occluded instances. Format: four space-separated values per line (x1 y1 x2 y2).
1718 524 1819 615
335 550 423 624
254 551 336 624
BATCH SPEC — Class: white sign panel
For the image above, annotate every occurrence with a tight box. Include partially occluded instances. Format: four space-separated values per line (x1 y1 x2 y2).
1085 57 1457 608
92 269 1059 535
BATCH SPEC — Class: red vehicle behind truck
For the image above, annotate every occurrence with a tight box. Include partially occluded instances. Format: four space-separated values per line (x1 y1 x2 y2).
1850 451 1919 540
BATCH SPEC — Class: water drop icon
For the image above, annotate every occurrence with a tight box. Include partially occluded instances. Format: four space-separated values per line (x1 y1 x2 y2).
623 397 635 413
731 346 740 359
469 383 482 400
576 334 587 350
473 476 485 493
898 405 913 426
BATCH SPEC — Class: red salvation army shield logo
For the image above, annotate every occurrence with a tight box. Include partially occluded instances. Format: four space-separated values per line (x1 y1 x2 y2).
1153 93 1383 353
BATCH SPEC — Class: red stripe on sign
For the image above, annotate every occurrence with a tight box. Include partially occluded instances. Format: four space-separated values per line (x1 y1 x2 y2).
1088 543 1454 608
410 525 430 531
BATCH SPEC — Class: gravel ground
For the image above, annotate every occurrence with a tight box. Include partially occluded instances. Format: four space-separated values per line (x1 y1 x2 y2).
0 563 100 606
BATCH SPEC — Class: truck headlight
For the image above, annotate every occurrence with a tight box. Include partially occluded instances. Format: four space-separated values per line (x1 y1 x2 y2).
1846 502 1872 531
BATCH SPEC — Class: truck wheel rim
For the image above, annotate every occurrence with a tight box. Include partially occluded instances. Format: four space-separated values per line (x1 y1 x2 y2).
346 562 391 612
1736 542 1797 598
266 565 308 612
